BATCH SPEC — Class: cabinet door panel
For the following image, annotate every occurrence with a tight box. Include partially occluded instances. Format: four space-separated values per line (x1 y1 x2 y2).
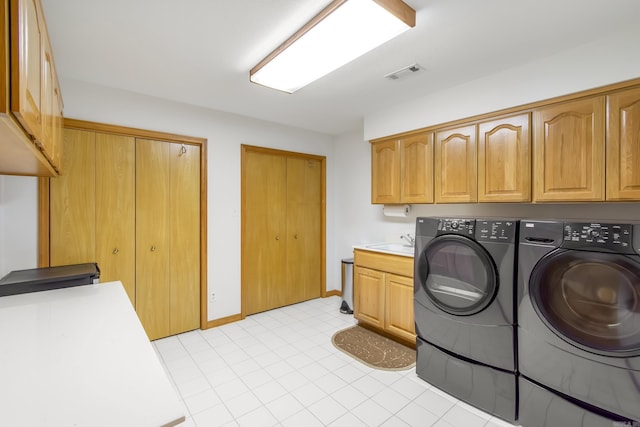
354 266 384 328
478 114 531 202
401 133 434 203
385 274 415 343
136 139 171 340
50 129 95 266
11 0 43 143
95 133 135 305
243 150 287 315
435 125 477 203
533 97 605 201
607 88 640 200
371 139 400 204
169 143 201 335
286 157 322 303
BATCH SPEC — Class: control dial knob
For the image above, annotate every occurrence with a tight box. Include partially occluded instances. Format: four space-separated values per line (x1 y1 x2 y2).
586 227 600 239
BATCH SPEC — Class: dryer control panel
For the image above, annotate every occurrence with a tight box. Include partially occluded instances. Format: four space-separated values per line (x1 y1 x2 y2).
562 222 634 254
476 220 517 243
437 218 475 236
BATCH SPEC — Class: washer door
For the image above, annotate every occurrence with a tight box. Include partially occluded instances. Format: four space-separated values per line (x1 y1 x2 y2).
530 249 640 356
418 235 497 315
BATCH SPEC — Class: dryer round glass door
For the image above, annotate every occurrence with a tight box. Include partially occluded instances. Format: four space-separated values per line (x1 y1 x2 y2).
530 250 640 355
418 235 497 315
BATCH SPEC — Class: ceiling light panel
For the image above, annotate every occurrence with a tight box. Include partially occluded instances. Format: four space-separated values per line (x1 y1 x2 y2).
250 0 416 93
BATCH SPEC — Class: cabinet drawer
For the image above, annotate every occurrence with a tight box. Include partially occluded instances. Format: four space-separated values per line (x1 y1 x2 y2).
354 250 413 277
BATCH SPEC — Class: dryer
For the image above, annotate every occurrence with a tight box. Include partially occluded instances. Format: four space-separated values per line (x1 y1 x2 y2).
518 220 640 426
414 217 519 422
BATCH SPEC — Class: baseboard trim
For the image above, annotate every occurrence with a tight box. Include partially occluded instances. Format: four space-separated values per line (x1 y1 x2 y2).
325 290 341 297
203 313 242 329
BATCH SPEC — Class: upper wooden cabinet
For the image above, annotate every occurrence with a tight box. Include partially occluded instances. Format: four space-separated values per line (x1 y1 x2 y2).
371 139 400 204
0 0 62 176
533 97 605 202
401 133 434 203
606 87 640 200
478 114 531 202
435 124 477 203
371 132 433 204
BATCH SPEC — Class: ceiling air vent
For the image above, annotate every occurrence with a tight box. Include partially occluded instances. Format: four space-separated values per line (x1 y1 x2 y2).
384 63 423 81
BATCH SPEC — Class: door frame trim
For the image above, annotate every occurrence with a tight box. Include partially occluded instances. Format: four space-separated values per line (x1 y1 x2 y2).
38 118 209 331
240 144 327 319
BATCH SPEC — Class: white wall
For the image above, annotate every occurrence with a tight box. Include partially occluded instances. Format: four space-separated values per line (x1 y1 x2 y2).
0 176 38 278
364 25 640 140
0 81 337 321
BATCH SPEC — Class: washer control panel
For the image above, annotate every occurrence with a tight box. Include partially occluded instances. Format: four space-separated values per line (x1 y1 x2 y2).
562 222 634 253
437 218 475 236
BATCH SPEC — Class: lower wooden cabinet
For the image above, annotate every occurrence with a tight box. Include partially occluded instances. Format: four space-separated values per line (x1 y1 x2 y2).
354 266 385 328
354 249 415 344
384 273 415 343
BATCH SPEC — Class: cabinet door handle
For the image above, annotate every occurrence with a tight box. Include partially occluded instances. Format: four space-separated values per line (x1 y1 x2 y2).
275 235 279 241
113 248 119 255
179 144 187 155
151 245 157 252
294 234 298 239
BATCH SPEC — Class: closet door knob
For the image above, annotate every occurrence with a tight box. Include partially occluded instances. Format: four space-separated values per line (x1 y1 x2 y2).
151 245 157 252
294 234 298 239
113 248 119 255
275 235 280 241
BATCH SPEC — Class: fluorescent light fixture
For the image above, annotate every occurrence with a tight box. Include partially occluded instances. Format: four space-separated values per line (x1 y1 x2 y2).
250 0 416 93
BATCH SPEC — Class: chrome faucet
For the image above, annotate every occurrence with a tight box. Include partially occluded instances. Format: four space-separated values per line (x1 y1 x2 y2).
400 233 415 247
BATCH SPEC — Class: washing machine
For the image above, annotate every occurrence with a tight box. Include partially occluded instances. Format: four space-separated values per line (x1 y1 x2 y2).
414 217 519 422
518 219 640 426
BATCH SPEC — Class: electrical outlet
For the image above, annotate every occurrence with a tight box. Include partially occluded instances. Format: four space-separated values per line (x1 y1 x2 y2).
209 292 216 303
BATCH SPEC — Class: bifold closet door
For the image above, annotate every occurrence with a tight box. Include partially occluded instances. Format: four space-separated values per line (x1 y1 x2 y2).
168 142 200 336
135 138 200 340
50 129 136 306
50 129 96 266
136 139 171 340
95 134 135 304
243 149 323 316
243 150 288 315
286 157 321 303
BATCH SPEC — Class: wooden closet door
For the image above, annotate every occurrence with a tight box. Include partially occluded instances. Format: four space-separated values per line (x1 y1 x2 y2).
169 143 201 335
50 129 95 266
136 139 171 340
286 157 321 303
95 133 135 305
243 150 287 315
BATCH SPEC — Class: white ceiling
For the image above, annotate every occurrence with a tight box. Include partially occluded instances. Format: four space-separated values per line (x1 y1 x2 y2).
41 0 640 136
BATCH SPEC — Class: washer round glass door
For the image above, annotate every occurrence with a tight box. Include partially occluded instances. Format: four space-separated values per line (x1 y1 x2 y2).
419 235 497 315
530 250 640 355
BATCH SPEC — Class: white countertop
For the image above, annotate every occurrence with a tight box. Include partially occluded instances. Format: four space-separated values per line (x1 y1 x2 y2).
0 281 184 427
353 243 415 257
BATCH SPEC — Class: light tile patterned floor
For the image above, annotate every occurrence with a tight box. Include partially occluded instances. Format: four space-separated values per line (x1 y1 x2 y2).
153 296 519 427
